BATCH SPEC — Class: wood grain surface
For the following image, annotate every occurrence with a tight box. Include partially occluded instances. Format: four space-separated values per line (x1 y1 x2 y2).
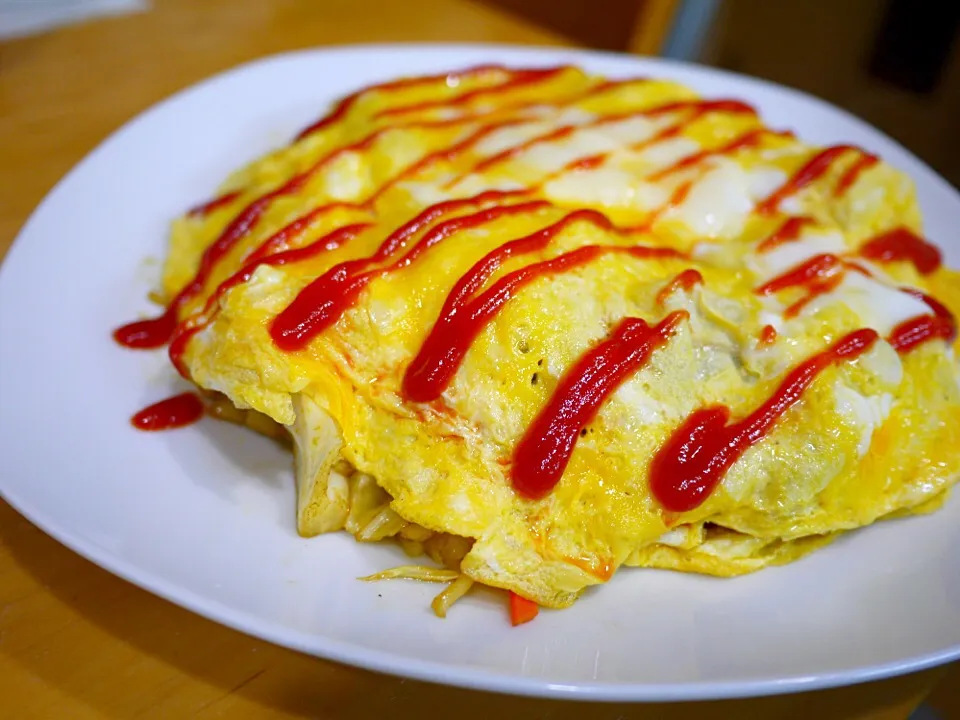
0 1 954 717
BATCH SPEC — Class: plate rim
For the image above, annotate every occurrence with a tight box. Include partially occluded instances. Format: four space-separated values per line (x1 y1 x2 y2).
2 42 959 702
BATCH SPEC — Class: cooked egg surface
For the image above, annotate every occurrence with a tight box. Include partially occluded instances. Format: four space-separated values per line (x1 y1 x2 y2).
151 65 960 608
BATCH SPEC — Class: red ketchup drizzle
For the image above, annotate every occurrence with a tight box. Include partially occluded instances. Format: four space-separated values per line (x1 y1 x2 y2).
269 194 546 351
299 69 646 150
627 99 755 155
755 253 842 296
243 204 363 266
588 100 752 129
167 223 371 378
511 311 688 499
757 216 815 252
402 210 684 402
113 152 333 349
889 315 956 353
643 99 757 117
889 289 957 352
294 64 508 140
859 227 942 276
187 191 242 218
647 129 768 181
754 248 953 347
383 119 528 192
629 123 683 154
565 153 607 173
143 91 761 354
757 324 778 347
451 98 757 187
323 115 526 205
638 180 693 229
783 274 844 318
438 121 574 189
115 112 514 352
656 269 703 306
375 66 569 119
576 77 647 99
537 148 623 188
756 145 862 215
471 125 576 175
834 153 878 196
131 392 204 431
651 328 879 512
844 261 874 278
113 303 180 350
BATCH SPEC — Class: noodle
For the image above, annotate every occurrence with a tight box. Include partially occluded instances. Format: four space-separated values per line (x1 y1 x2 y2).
360 566 460 583
358 506 406 541
431 575 475 618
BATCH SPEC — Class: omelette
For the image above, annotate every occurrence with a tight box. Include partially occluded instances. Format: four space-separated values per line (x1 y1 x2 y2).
116 64 960 620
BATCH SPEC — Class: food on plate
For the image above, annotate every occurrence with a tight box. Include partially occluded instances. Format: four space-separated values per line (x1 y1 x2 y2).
115 64 960 618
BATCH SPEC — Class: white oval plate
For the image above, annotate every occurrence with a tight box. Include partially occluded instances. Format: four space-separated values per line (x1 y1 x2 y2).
1 44 959 702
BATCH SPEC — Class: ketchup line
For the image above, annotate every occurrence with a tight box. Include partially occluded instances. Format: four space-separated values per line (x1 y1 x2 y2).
471 125 576 175
890 289 958 352
114 173 309 350
183 115 517 279
196 81 641 229
365 190 529 265
859 227 942 276
271 155 704 359
181 115 546 304
403 209 686 402
756 243 954 351
643 99 756 117
188 99 717 359
374 66 571 119
115 138 355 349
187 190 242 218
834 153 878 196
756 225 945 322
247 121 530 265
889 315 956 353
269 197 551 351
131 392 205 431
755 253 843 296
295 68 651 143
757 324 778 347
646 128 773 182
757 145 868 215
245 204 362 265
757 216 815 253
783 274 844 318
294 63 513 140
210 223 372 317
152 95 766 351
167 222 372 378
655 269 704 307
448 98 758 188
163 90 766 355
386 201 550 272
586 102 767 177
650 328 879 512
117 112 534 351
530 113 684 186
511 311 689 500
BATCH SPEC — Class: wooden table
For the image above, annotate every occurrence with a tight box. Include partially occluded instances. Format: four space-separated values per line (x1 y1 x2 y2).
0 2 953 717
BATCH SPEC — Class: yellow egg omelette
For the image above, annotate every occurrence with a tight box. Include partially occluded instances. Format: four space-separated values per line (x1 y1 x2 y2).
117 64 960 622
